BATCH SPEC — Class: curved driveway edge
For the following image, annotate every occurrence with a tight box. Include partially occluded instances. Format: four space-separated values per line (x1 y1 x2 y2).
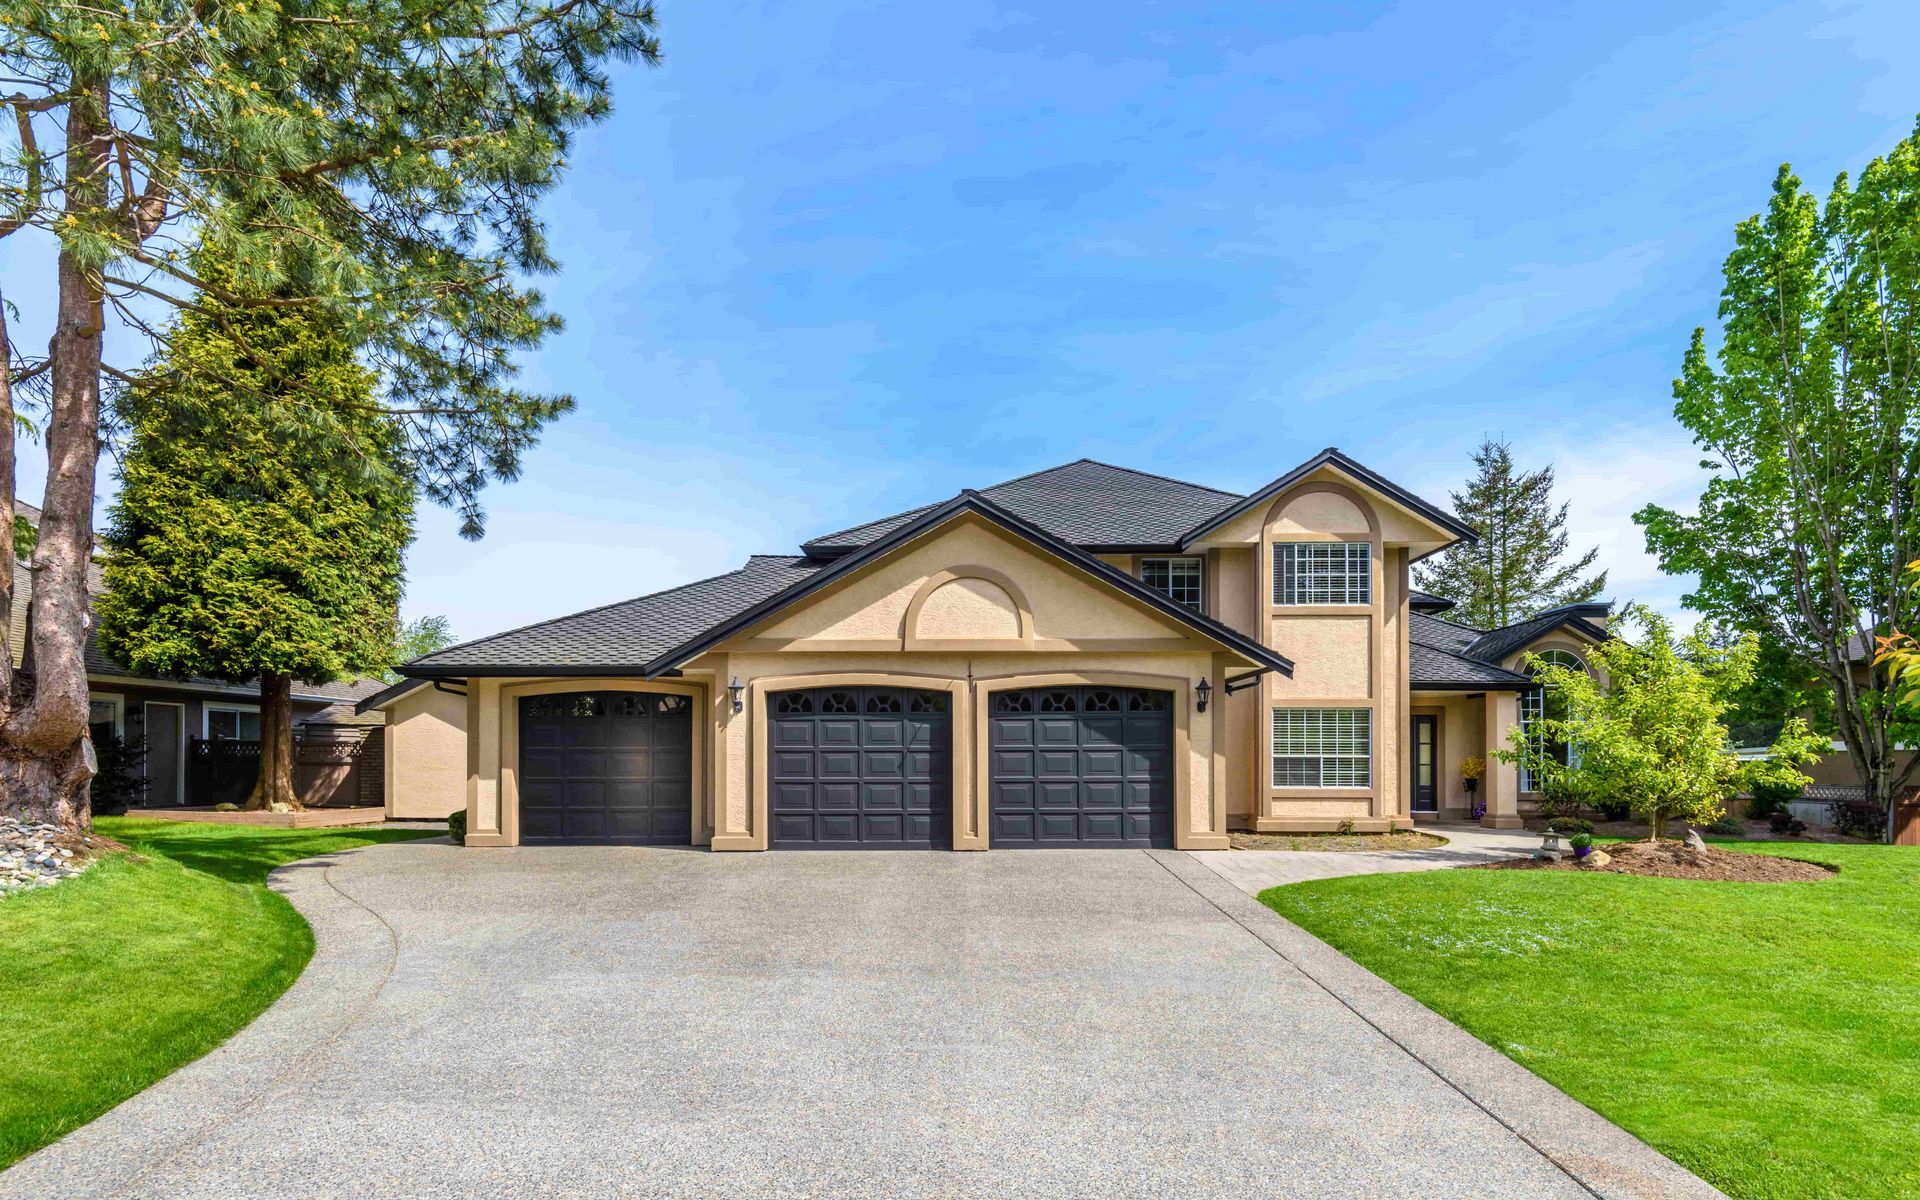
4 841 1722 1200
0 845 412 1199
1152 849 1722 1200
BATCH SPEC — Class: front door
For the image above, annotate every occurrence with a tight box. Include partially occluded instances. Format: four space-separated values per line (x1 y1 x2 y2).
145 702 186 806
1411 715 1437 814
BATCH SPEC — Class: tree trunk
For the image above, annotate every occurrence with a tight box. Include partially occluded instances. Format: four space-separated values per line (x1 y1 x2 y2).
0 79 109 831
245 674 301 811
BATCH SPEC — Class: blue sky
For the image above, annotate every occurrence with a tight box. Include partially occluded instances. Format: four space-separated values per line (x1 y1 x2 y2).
9 0 1920 639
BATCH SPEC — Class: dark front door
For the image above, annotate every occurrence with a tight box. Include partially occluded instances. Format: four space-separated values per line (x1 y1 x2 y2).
144 702 185 807
768 687 952 849
988 686 1174 848
517 691 693 844
1412 714 1437 814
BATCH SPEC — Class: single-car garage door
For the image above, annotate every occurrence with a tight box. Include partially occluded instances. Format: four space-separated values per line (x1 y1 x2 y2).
518 691 693 843
768 687 952 849
989 686 1174 848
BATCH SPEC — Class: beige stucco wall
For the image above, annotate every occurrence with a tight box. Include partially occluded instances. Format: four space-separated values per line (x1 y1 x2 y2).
385 684 468 820
760 519 1174 645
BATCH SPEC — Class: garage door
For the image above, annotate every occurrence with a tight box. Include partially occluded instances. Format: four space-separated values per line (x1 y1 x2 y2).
989 686 1174 848
768 687 952 849
517 691 693 843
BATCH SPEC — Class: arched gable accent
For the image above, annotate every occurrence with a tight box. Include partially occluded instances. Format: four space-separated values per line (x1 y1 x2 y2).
902 566 1035 650
1262 478 1382 539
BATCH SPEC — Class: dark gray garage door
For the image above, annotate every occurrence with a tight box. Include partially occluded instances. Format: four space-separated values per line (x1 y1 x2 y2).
768 687 952 849
989 686 1174 848
518 691 693 844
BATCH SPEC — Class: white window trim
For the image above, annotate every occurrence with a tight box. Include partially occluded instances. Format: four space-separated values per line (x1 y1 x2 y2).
1139 556 1205 610
202 703 261 739
1272 541 1372 606
1270 707 1373 789
1520 649 1588 792
87 692 126 739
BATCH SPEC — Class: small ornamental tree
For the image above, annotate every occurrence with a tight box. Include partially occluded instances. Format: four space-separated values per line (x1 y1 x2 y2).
1499 606 1755 841
1739 716 1829 819
1878 562 1920 712
387 614 455 682
96 270 413 810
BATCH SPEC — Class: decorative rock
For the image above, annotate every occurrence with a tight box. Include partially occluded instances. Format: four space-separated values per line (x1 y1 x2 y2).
1576 849 1613 868
1684 827 1709 854
0 817 105 896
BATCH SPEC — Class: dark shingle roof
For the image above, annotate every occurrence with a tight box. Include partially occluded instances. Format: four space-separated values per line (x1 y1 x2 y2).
1465 604 1611 665
802 459 1241 555
408 556 824 673
1409 589 1456 614
1408 612 1532 690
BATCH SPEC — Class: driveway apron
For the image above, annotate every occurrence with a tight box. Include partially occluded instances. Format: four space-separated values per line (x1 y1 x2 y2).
1 842 1720 1200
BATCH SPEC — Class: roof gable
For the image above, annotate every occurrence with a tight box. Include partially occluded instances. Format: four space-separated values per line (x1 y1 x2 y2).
1177 448 1475 549
651 491 1294 678
1466 604 1611 665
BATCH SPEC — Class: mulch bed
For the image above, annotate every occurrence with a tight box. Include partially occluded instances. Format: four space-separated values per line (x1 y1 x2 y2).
1480 838 1833 883
1229 830 1448 853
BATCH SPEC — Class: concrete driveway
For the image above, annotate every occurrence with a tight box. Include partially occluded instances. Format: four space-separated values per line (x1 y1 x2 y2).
3 843 1719 1200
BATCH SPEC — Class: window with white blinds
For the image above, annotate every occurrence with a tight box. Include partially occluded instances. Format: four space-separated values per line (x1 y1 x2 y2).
1271 708 1372 788
1273 542 1370 605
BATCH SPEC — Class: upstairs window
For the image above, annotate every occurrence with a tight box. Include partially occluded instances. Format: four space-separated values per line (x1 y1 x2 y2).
1273 542 1370 605
1140 557 1204 610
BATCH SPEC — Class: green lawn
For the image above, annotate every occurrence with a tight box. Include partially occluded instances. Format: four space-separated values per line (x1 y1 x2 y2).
0 817 434 1170
1260 841 1920 1200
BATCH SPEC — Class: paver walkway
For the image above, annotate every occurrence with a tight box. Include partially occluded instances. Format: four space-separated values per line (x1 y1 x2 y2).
2 838 1715 1200
1193 822 1543 895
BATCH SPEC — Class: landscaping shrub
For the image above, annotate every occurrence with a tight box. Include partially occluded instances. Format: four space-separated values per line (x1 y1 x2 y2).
448 810 467 845
1546 817 1594 835
87 732 148 815
1768 809 1808 837
1594 796 1633 822
1705 813 1745 837
212 802 240 813
1830 800 1887 841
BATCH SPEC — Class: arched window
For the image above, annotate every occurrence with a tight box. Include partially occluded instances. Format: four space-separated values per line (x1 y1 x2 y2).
1520 650 1588 792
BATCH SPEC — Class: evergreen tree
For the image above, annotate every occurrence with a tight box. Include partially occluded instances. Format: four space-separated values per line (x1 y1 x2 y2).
1 0 657 827
1414 437 1607 629
96 266 414 810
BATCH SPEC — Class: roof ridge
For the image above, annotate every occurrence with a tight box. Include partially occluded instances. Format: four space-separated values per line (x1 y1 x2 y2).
410 557 813 665
801 457 1243 550
1064 458 1245 500
801 501 941 549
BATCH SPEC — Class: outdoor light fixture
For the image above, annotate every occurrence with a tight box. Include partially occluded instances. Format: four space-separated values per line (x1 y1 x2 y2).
728 676 745 714
1195 678 1212 713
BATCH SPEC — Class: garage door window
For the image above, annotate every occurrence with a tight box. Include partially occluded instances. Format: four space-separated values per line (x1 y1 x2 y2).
1271 708 1371 788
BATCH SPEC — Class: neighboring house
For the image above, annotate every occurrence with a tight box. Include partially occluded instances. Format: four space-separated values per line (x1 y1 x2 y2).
366 450 1612 847
9 499 389 807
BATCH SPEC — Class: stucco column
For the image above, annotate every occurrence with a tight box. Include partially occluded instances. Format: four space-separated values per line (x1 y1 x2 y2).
465 678 509 846
1480 690 1523 829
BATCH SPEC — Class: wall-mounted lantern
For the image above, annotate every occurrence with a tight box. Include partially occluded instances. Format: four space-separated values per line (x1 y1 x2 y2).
728 676 745 714
1195 678 1212 713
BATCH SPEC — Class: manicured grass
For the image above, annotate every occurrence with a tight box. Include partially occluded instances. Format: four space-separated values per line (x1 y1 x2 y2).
1260 841 1920 1200
0 817 434 1169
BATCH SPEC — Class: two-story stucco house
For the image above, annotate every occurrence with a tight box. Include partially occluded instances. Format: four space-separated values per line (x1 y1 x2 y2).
363 450 1610 848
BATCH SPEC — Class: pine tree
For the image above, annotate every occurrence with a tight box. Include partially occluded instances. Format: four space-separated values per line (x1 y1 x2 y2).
1414 437 1607 629
1 0 658 826
95 261 414 811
